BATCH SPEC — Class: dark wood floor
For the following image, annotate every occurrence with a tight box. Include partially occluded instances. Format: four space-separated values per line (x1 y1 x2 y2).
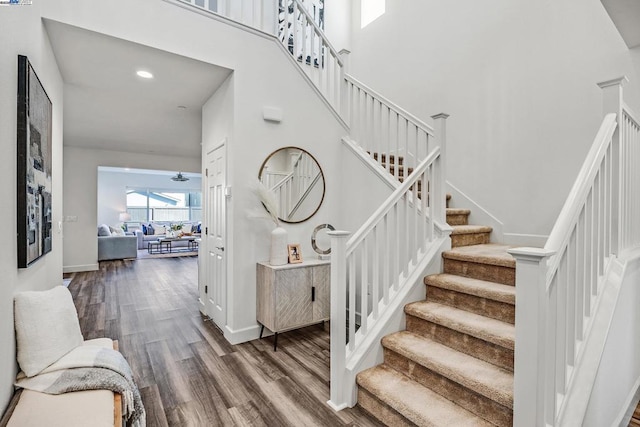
68 257 382 426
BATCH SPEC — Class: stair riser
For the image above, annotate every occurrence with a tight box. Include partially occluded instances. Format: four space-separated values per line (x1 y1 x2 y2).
451 232 491 248
426 286 515 324
357 387 415 427
443 258 515 286
446 214 469 226
406 315 514 371
383 348 512 427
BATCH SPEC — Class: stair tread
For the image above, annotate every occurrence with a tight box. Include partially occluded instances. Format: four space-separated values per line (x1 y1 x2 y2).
405 301 515 349
357 365 494 427
382 331 513 408
443 244 516 268
451 225 493 235
425 274 515 304
446 208 471 215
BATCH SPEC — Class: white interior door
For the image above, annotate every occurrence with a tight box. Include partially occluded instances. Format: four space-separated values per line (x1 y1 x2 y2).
205 142 226 329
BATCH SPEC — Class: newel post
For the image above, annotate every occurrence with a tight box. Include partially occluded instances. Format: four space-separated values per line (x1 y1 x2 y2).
327 230 351 411
597 76 627 255
431 113 449 225
508 247 555 427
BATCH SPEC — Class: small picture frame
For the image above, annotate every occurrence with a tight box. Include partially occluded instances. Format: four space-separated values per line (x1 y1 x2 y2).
288 243 303 264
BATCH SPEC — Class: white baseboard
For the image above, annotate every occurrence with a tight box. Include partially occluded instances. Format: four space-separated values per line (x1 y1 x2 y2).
502 233 548 248
224 324 262 345
63 264 99 273
615 376 640 426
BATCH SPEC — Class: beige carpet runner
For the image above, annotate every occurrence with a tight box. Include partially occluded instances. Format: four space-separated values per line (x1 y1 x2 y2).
356 154 515 426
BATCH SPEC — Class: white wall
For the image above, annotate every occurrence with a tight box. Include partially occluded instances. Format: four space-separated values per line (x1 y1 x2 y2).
0 1 64 412
348 0 640 241
45 0 349 343
63 146 199 272
97 169 202 227
584 251 640 426
325 0 352 53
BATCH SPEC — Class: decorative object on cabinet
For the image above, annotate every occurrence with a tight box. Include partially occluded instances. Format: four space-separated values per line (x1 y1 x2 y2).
270 227 288 265
287 243 302 264
256 260 329 350
258 147 325 224
16 55 53 268
251 180 288 266
311 223 335 258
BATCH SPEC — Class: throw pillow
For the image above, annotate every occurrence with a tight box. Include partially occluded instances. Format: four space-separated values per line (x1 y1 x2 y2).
112 226 125 236
147 224 154 235
141 224 148 235
97 224 111 237
154 225 166 235
14 286 84 377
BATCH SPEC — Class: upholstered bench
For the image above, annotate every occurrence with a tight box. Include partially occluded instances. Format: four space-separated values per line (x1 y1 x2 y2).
1 287 143 427
0 338 123 427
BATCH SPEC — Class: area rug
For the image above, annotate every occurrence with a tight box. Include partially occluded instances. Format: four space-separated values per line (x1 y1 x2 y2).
136 249 198 260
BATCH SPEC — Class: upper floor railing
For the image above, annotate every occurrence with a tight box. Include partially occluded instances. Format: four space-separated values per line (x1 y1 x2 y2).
279 0 345 116
509 76 640 426
344 75 436 176
179 0 278 33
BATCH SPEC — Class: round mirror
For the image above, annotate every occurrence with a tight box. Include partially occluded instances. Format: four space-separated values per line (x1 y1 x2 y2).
258 147 325 224
311 223 335 255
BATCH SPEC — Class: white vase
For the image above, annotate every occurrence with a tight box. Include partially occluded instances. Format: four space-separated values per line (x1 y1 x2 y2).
270 227 288 266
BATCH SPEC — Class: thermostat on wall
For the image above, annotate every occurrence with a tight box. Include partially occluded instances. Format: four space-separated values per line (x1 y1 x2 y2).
263 106 283 123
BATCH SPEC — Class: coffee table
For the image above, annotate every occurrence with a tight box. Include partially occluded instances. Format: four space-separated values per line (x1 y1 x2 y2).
148 236 198 254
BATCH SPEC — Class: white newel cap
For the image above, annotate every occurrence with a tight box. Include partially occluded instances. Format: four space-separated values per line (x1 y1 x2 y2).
431 113 450 120
596 76 628 89
508 247 555 261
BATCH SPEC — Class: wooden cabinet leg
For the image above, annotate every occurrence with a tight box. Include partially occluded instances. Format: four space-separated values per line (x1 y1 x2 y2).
273 332 278 351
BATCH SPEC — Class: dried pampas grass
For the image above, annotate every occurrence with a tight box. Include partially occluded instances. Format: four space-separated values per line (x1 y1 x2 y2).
251 180 280 227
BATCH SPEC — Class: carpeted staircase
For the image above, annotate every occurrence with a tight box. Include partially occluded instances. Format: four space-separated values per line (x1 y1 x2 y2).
356 154 516 426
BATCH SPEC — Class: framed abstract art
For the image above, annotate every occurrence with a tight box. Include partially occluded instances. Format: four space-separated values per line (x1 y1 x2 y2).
17 55 53 268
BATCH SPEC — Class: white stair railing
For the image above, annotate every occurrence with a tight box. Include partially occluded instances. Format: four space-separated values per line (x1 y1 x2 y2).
178 0 278 33
345 75 437 176
328 114 450 409
509 77 640 426
279 0 345 116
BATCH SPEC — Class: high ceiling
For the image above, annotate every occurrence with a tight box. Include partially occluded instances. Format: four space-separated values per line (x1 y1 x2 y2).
43 19 232 158
601 0 640 49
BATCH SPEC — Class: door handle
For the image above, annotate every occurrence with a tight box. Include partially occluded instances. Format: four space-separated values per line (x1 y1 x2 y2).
216 246 225 251
311 286 316 302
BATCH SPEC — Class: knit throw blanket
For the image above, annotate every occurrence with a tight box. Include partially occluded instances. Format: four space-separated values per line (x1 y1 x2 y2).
15 345 146 427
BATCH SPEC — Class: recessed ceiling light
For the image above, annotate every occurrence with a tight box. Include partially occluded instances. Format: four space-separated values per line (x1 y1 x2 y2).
136 70 153 79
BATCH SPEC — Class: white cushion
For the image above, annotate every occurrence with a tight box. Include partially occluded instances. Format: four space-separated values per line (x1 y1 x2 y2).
154 225 166 235
7 389 114 427
111 226 125 236
14 286 84 377
97 224 111 237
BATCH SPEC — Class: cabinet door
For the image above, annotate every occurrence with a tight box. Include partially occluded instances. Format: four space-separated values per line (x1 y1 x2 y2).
312 264 330 321
275 267 313 331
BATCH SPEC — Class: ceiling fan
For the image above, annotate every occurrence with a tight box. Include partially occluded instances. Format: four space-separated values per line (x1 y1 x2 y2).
171 172 189 182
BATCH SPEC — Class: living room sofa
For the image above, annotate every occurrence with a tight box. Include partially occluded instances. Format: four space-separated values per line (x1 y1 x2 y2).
98 235 137 261
97 224 137 261
133 222 201 250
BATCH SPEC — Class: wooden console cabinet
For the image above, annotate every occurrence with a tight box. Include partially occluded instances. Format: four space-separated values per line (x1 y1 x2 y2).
256 260 330 350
